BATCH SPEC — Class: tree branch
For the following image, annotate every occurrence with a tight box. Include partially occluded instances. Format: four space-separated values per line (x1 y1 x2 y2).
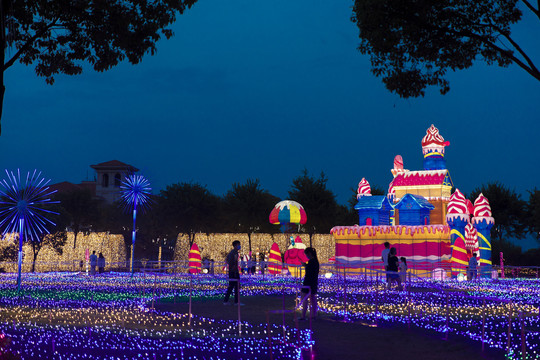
489 22 540 78
452 28 540 81
520 0 540 20
3 19 58 71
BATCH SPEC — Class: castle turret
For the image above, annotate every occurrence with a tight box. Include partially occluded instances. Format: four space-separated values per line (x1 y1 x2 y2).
355 178 393 226
446 189 469 246
472 193 495 278
465 223 480 260
446 189 470 277
356 178 372 198
422 124 450 170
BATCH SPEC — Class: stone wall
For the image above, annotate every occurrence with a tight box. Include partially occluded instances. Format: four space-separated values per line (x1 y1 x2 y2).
0 232 126 272
174 233 335 264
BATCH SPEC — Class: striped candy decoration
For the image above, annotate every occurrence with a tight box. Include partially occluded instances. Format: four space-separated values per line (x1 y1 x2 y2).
464 223 478 250
447 189 467 214
473 193 492 217
268 242 282 275
188 243 202 274
357 178 372 198
451 236 468 277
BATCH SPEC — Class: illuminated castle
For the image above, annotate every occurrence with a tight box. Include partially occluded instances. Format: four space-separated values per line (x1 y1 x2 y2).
331 125 495 277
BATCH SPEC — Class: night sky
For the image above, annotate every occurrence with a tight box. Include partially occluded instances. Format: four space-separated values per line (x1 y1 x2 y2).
1 1 539 246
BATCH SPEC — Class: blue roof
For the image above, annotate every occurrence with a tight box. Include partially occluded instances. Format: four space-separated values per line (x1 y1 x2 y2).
354 196 393 210
394 194 435 210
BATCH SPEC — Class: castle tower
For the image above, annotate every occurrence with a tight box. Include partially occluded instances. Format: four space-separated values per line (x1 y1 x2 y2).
446 189 470 277
356 178 372 198
472 193 495 278
464 223 480 259
446 189 469 246
422 124 450 170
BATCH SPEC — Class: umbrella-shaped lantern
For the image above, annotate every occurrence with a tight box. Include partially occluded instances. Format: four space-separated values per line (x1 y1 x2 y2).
269 200 307 234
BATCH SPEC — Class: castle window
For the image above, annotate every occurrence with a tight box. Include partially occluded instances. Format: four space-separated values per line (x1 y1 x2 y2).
366 217 372 226
102 174 109 188
114 173 121 187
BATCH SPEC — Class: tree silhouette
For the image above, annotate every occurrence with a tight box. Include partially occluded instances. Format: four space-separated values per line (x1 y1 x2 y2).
527 188 540 242
469 182 527 264
288 169 340 246
54 188 101 249
352 0 539 98
28 203 68 273
0 0 197 134
224 179 280 252
159 182 221 248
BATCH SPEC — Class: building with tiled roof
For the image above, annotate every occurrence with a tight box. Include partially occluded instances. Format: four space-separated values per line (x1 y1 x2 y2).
49 160 138 204
90 160 138 203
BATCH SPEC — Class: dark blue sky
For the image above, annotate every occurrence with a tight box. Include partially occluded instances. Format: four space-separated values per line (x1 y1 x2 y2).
1 0 539 245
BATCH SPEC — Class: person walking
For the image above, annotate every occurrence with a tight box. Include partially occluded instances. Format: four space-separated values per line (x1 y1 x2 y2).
224 240 243 305
98 253 106 274
299 247 320 320
381 242 391 286
468 253 478 280
89 251 98 276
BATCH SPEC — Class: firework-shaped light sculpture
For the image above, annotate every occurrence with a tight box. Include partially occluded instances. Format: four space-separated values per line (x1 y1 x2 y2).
0 170 57 291
120 174 151 277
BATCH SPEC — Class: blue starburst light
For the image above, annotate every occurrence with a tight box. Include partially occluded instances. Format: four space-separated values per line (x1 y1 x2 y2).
120 174 151 277
120 174 151 211
0 169 58 290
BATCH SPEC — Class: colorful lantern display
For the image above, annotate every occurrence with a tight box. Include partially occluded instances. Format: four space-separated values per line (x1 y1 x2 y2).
188 243 202 274
269 200 307 233
284 236 308 277
268 242 282 275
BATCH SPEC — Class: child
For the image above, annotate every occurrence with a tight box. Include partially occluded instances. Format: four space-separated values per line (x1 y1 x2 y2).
300 247 319 320
399 257 408 283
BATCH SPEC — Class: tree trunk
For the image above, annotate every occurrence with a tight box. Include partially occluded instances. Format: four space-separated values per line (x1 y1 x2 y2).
31 243 41 273
0 0 5 136
73 230 79 249
189 232 195 247
247 232 252 252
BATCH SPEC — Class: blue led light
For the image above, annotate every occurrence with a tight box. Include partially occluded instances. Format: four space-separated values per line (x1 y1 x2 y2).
0 169 58 291
120 174 151 277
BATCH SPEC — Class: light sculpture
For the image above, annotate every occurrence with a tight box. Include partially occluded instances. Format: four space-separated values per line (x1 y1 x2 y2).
120 174 151 277
0 169 57 291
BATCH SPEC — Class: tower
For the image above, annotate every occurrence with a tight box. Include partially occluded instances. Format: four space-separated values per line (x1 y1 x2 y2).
422 124 450 170
446 189 470 277
472 193 495 278
90 160 139 203
446 189 469 246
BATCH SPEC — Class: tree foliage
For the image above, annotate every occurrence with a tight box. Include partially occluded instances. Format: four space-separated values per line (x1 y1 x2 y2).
28 203 68 272
288 169 340 246
54 188 101 249
351 0 539 98
0 0 197 134
526 188 540 241
158 182 221 247
468 182 527 242
224 179 280 251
